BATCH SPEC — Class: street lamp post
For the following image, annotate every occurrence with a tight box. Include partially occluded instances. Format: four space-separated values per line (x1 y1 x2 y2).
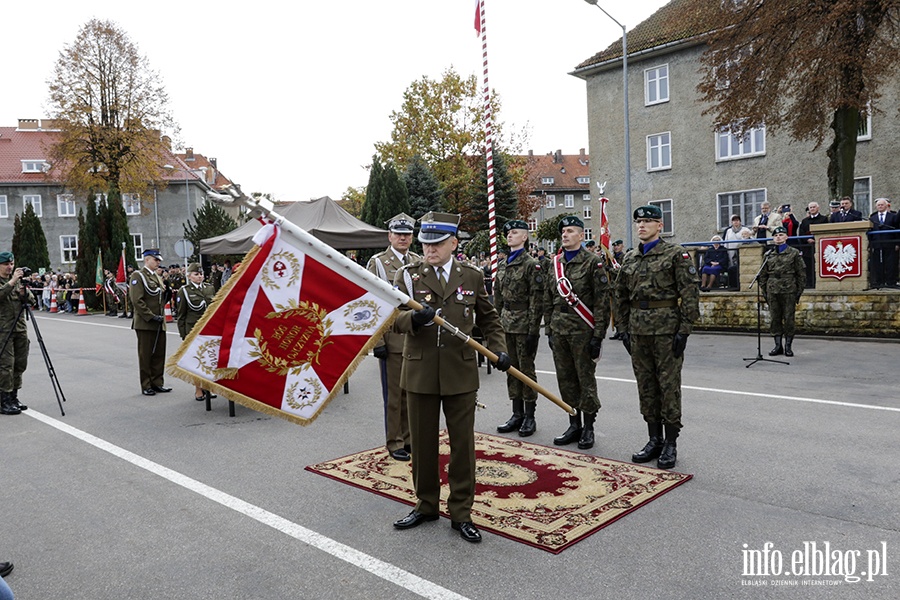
584 0 633 249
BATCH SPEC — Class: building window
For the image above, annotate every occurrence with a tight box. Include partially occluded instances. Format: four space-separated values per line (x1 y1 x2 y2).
716 124 766 160
584 228 593 241
122 193 141 216
546 195 556 209
541 177 555 185
526 218 537 232
649 199 674 235
23 195 42 217
60 235 78 264
57 194 76 217
564 194 575 208
95 193 108 209
132 233 144 261
582 193 591 201
716 188 767 230
645 64 669 105
21 160 46 173
0 195 7 219
576 176 590 185
858 109 872 142
853 177 871 215
583 205 592 220
647 132 672 171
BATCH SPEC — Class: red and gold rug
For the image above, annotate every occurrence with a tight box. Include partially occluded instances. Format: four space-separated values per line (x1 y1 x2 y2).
306 431 692 553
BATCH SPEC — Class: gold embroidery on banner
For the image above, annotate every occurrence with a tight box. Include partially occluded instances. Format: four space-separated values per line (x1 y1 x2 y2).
248 300 333 376
342 299 381 332
284 378 323 411
261 250 301 290
191 339 239 380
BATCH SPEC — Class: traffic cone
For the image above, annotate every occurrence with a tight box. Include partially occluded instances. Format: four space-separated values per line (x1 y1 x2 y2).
49 293 58 313
164 301 174 322
76 293 88 316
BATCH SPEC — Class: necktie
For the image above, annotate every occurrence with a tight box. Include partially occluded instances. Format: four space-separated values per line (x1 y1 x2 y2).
437 266 446 291
402 254 408 265
880 213 885 224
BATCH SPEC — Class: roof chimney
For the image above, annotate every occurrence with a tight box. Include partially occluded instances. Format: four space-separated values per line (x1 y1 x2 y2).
185 147 194 161
17 119 39 130
580 148 585 157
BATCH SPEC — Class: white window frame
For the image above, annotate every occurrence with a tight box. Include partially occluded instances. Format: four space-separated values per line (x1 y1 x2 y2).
541 177 555 185
122 193 141 216
647 132 672 171
858 108 872 142
57 194 77 217
564 194 575 208
545 195 556 209
649 199 674 236
582 193 591 202
644 64 670 106
584 228 594 241
60 235 78 264
23 194 42 217
716 124 766 161
853 176 872 215
526 218 537 232
21 160 46 173
576 177 590 185
0 195 7 219
132 233 144 261
716 188 767 230
583 205 592 220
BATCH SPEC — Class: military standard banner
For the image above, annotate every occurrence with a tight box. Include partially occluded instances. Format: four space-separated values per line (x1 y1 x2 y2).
167 223 400 425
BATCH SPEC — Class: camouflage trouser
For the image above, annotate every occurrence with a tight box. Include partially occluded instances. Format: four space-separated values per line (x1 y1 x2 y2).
630 334 682 429
768 293 796 336
505 332 537 404
0 330 29 392
551 330 600 414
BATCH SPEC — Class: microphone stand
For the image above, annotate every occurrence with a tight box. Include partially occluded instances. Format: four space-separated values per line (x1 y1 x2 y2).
743 250 789 368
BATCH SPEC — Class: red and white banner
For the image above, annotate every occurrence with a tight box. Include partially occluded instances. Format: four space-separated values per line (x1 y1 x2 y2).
599 196 619 268
818 235 861 280
168 223 400 425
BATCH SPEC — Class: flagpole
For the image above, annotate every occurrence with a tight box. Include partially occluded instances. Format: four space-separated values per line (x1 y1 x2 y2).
211 187 575 416
477 0 499 286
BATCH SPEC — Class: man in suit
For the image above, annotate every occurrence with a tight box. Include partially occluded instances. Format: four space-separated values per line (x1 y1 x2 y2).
798 201 830 288
752 202 782 243
868 197 899 288
366 213 421 461
391 212 510 544
830 196 863 223
129 249 171 396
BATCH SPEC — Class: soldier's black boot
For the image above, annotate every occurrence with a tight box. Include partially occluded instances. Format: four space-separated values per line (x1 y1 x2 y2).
554 410 582 446
497 398 525 433
518 401 536 437
784 336 794 357
768 335 784 356
657 425 679 469
632 422 664 463
577 412 596 449
1 392 21 416
11 389 27 411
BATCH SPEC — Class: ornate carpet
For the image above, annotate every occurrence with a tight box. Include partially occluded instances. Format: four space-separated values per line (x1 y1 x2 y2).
305 431 692 553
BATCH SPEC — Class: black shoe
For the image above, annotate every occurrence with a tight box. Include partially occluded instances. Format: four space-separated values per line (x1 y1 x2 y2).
451 521 482 543
142 388 156 396
554 411 582 446
657 425 679 469
106 311 117 316
0 402 21 415
0 561 13 578
151 386 172 393
496 413 524 433
609 332 623 341
14 401 27 411
118 313 129 318
577 412 596 449
389 448 411 461
393 511 439 529
769 335 784 356
403 444 411 453
632 423 664 463
195 394 206 401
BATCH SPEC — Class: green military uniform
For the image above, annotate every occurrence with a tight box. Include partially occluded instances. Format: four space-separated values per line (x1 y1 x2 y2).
168 270 186 294
392 221 506 527
104 274 122 316
130 253 168 393
615 205 700 470
367 221 422 458
759 238 804 355
175 278 215 339
494 222 544 436
0 257 33 414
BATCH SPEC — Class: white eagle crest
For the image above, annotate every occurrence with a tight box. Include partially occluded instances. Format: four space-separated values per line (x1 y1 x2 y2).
823 241 856 274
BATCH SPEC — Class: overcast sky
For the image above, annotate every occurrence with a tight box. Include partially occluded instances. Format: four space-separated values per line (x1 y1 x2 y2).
1 0 670 202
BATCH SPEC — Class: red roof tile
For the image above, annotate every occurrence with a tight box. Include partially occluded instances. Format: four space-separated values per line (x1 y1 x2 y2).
522 150 591 192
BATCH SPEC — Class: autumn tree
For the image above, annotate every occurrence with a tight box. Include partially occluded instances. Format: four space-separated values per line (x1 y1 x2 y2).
12 205 50 271
535 213 577 247
697 0 900 199
339 186 367 218
47 19 177 202
183 201 239 263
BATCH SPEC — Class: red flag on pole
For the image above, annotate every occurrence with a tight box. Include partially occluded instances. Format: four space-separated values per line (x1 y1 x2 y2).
599 197 619 268
115 248 126 284
474 0 482 35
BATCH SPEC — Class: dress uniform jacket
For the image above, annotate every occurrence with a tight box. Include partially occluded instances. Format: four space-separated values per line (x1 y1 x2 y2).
129 266 167 391
175 282 215 339
367 249 422 353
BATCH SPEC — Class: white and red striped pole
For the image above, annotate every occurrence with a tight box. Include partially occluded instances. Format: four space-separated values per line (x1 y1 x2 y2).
476 0 498 283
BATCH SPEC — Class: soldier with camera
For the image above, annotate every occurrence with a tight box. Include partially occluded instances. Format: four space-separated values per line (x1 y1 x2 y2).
0 251 34 415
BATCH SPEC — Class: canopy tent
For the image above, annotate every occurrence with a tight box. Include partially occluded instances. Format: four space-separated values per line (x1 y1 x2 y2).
200 196 388 254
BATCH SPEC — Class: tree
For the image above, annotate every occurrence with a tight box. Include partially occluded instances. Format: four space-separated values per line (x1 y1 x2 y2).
183 201 239 263
13 205 51 272
381 162 411 221
47 19 177 200
339 186 367 218
107 192 135 270
76 202 101 308
360 156 386 226
535 213 577 246
403 155 443 220
697 1 900 199
464 150 518 234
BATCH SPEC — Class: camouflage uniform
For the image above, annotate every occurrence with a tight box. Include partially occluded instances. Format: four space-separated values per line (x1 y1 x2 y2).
0 274 32 394
759 246 804 337
495 250 543 407
543 249 611 415
615 239 699 430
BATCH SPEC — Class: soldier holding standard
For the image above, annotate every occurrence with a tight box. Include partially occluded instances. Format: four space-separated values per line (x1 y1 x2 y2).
494 219 544 437
759 226 805 357
615 206 699 470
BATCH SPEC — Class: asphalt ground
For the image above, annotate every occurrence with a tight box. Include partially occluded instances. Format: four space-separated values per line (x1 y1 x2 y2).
1 312 898 599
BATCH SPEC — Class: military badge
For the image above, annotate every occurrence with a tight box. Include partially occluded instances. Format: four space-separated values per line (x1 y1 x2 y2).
681 252 691 260
689 266 697 274
425 293 433 303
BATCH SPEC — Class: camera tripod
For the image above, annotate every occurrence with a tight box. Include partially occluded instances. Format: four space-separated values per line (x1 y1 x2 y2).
0 298 67 415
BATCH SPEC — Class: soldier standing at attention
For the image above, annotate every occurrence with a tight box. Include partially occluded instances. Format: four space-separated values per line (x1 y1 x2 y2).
391 212 510 544
615 206 699 470
0 251 33 415
543 216 611 450
495 220 543 437
176 263 216 401
759 226 805 358
366 213 421 461
130 249 171 396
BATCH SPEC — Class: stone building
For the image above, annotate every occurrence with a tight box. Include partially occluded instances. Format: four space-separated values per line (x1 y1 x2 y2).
523 149 592 252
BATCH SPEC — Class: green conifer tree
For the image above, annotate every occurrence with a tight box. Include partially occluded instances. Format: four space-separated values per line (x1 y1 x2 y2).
183 201 239 263
13 204 51 272
404 155 443 220
381 163 411 224
360 155 385 227
464 150 518 235
76 201 101 308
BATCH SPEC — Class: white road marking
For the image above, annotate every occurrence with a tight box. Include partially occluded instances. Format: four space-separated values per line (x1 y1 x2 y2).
535 370 900 413
24 409 470 600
